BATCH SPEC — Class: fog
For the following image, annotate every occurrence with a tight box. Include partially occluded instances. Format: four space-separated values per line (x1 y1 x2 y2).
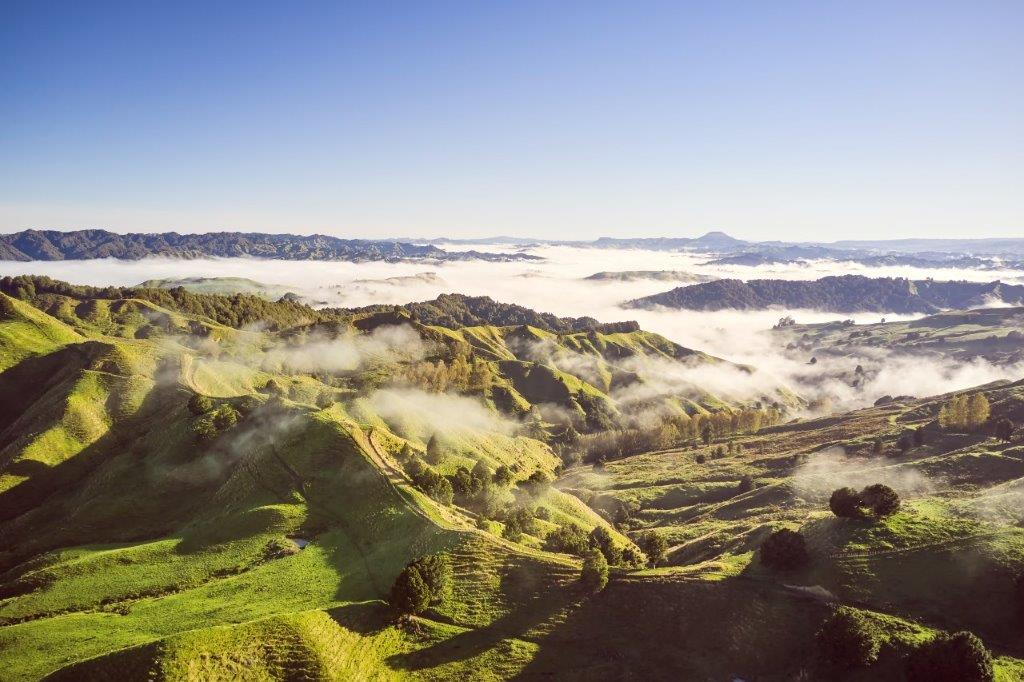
4 243 1023 411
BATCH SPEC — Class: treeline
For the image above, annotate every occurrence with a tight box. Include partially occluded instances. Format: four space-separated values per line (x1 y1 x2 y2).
392 354 494 393
0 274 327 330
566 407 783 463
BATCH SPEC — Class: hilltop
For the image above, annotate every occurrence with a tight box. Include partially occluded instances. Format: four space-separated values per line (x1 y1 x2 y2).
629 275 1024 313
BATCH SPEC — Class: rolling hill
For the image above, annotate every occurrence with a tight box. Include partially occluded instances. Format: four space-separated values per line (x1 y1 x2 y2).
628 275 1024 313
0 277 1022 680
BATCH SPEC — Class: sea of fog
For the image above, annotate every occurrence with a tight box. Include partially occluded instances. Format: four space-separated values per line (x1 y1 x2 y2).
3 244 1023 411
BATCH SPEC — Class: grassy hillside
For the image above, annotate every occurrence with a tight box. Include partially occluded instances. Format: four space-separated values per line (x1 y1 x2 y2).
1 282 1022 680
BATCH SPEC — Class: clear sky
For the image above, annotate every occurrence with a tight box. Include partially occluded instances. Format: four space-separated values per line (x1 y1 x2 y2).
1 1 1021 241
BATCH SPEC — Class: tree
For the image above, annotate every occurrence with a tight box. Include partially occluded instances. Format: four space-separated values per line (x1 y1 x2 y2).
905 631 994 682
544 524 590 555
913 428 926 446
760 529 809 571
637 530 667 567
188 394 213 415
816 607 880 668
589 525 623 566
581 549 609 592
872 438 884 455
861 483 900 518
897 432 913 454
409 554 452 605
701 423 714 445
503 505 536 541
736 476 755 493
389 565 430 615
829 487 864 519
425 434 442 464
493 464 513 487
967 394 991 429
191 416 219 441
995 417 1015 442
212 405 239 430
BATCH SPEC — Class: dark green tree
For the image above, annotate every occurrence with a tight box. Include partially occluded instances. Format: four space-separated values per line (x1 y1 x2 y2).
493 464 513 487
389 565 430 615
829 487 864 519
637 529 668 567
543 524 590 555
187 394 213 415
409 554 452 605
760 528 809 571
816 607 880 668
589 525 623 566
905 631 994 682
995 417 1015 442
861 483 900 518
581 549 609 592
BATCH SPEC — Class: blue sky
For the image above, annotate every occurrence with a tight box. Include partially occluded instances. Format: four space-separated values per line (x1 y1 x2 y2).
1 1 1021 241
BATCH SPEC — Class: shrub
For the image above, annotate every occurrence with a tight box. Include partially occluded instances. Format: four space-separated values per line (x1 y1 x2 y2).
695 454 706 464
736 476 755 493
637 529 668 567
622 545 647 568
760 528 809 571
581 550 609 592
905 631 994 682
913 428 925 446
544 524 590 555
861 483 900 518
816 607 880 668
187 394 213 415
829 487 864 519
390 567 430 615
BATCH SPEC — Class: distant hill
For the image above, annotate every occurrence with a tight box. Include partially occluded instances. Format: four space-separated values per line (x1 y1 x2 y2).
628 275 1024 313
0 229 538 262
583 270 717 283
338 293 611 333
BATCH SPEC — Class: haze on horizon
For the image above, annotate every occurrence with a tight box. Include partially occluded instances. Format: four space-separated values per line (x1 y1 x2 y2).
2 1 1022 242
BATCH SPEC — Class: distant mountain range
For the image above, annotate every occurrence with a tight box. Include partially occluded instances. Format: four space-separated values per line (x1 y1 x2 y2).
0 229 538 262
627 275 1024 314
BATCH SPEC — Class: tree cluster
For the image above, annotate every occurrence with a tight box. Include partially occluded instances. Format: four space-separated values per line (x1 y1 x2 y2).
829 484 900 520
939 394 991 431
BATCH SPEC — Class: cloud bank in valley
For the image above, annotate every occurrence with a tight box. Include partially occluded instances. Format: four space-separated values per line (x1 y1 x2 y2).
3 243 1023 411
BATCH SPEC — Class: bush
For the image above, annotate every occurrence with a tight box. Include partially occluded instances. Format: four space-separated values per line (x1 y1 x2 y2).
905 631 993 682
544 524 590 555
695 454 706 464
760 528 809 571
829 487 864 519
581 550 609 592
389 565 431 615
190 416 219 441
637 529 668 567
816 607 880 668
188 394 213 415
736 476 755 493
861 483 900 518
493 464 513 487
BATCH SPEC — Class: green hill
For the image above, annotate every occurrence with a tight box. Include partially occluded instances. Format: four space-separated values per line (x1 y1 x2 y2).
1 279 1022 680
